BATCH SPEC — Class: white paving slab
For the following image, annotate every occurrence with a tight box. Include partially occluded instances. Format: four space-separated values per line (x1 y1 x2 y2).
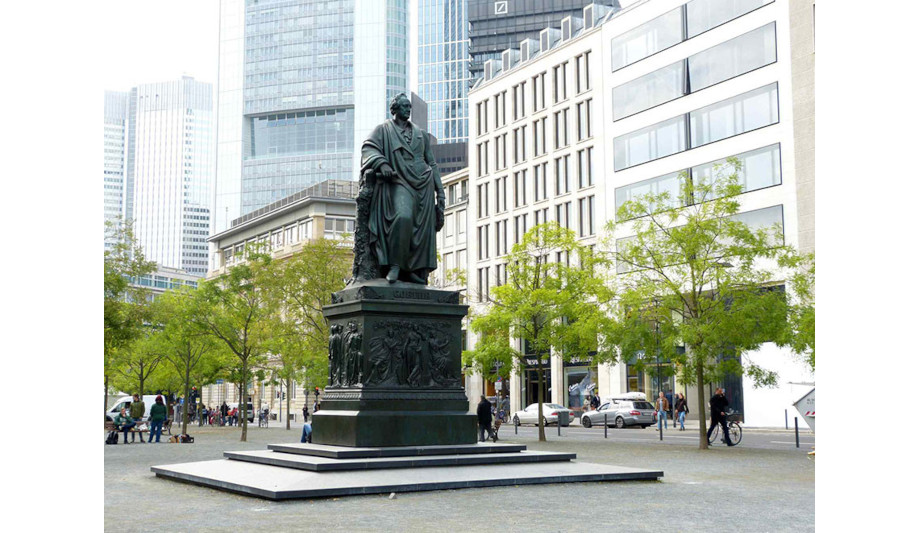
152 458 663 500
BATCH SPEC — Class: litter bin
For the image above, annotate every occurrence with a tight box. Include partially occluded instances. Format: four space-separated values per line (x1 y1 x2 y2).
557 411 570 427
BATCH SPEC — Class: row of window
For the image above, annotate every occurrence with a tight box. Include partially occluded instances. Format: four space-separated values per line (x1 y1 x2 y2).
476 195 596 262
476 101 593 177
611 0 774 71
475 50 593 137
219 216 354 266
477 148 595 220
614 143 782 218
613 83 779 171
613 23 776 120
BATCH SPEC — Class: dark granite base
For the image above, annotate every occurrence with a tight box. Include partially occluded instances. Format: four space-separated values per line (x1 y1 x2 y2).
266 442 526 459
311 409 478 447
224 449 577 471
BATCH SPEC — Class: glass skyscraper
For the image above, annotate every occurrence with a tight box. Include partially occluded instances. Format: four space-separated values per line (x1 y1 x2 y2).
103 77 215 277
214 0 409 233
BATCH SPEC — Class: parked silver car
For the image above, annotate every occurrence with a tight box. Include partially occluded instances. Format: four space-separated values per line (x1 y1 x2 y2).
580 399 656 429
511 403 576 426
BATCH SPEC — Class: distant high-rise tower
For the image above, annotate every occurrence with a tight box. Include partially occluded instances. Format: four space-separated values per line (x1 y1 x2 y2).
104 77 215 277
213 0 410 234
104 90 129 250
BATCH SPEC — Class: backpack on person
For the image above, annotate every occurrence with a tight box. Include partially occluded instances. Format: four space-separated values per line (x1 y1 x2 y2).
105 431 119 445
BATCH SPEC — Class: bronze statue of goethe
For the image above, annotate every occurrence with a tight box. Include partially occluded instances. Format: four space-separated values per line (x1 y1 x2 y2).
359 93 445 284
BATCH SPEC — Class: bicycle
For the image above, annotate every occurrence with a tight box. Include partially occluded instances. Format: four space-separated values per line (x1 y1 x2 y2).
258 410 269 428
707 410 743 446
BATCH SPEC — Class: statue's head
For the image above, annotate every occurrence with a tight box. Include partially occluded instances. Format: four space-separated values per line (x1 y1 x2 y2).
389 93 411 120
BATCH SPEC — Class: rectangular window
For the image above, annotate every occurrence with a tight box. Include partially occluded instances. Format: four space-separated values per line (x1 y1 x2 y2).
513 82 526 121
613 115 688 171
532 72 546 111
514 170 528 208
534 207 549 228
477 267 490 301
478 224 490 260
477 184 490 218
533 117 546 156
613 61 686 120
611 7 683 71
556 201 571 229
554 108 570 149
494 91 507 129
692 143 782 193
578 195 595 236
577 99 593 140
575 51 592 93
514 214 529 243
615 171 684 217
687 0 774 39
533 162 548 202
553 61 568 103
577 147 594 188
689 83 779 147
732 204 784 244
555 155 571 195
688 23 777 92
514 126 527 164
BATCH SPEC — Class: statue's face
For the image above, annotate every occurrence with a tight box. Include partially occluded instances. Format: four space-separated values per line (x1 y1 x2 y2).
393 97 411 120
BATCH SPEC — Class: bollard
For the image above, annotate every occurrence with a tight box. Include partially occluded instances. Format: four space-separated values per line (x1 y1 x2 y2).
604 414 608 439
785 409 788 430
795 418 800 448
514 421 518 435
557 421 561 437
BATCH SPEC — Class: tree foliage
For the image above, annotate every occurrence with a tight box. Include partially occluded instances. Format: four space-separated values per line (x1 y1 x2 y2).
464 223 614 441
192 248 280 441
602 163 805 449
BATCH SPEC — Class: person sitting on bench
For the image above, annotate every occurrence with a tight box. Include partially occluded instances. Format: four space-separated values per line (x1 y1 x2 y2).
114 408 136 444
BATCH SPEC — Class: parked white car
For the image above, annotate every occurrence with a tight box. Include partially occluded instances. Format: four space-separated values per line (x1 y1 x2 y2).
511 403 576 427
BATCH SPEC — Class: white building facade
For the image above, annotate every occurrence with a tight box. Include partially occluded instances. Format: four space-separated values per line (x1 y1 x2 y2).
466 0 814 427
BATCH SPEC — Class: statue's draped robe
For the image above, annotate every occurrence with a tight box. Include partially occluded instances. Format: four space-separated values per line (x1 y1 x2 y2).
360 120 439 274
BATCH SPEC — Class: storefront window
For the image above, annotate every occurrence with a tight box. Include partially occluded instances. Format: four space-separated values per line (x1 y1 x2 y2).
564 367 595 411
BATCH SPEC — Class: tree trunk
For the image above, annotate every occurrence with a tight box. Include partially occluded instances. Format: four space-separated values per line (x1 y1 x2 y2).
240 362 248 442
182 366 191 436
536 359 546 442
286 377 292 430
104 375 109 421
696 356 708 450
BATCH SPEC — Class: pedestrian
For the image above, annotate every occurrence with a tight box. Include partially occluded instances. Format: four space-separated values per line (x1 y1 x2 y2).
706 388 734 446
129 394 145 443
665 390 674 421
591 391 601 411
656 391 670 430
476 396 495 442
301 422 313 443
313 399 320 414
114 408 136 444
582 396 591 413
674 393 689 431
148 395 168 443
220 402 229 426
230 406 239 426
173 400 182 426
302 403 309 422
493 406 503 442
199 403 206 427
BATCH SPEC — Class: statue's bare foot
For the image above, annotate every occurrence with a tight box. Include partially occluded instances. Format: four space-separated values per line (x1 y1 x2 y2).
386 266 400 283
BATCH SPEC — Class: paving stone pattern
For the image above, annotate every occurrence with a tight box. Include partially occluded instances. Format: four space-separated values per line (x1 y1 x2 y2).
105 425 814 532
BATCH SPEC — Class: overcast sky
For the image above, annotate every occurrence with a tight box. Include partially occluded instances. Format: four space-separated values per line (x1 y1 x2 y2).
100 0 220 91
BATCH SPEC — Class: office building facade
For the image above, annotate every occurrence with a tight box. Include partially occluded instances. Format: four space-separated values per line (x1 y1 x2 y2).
214 0 410 233
104 78 215 278
464 0 815 427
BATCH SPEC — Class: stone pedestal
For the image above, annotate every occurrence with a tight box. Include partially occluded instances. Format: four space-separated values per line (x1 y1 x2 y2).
312 280 478 447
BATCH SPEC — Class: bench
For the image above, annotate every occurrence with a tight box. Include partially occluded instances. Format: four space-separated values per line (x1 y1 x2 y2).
104 419 173 442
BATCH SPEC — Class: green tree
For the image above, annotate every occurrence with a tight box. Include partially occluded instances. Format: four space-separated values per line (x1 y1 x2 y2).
150 287 220 435
270 237 351 427
112 331 164 399
603 164 804 449
779 252 815 370
194 249 280 441
104 219 155 417
464 223 614 441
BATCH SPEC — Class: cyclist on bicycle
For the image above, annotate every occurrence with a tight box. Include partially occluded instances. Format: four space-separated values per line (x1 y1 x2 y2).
707 388 735 446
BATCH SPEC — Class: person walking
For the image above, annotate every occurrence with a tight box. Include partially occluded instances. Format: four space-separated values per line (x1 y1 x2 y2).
129 394 145 443
302 404 309 423
674 393 689 431
476 396 494 442
707 388 734 446
656 391 670 430
148 395 168 443
590 392 601 411
173 400 182 427
220 402 229 426
114 408 136 444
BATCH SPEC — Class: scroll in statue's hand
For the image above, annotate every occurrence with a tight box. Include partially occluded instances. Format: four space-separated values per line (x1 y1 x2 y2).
379 164 397 182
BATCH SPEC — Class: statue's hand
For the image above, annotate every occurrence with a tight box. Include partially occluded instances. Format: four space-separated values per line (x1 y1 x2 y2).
379 164 396 182
435 203 445 231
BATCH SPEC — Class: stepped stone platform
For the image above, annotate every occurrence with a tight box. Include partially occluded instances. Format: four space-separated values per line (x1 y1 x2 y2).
152 442 663 500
